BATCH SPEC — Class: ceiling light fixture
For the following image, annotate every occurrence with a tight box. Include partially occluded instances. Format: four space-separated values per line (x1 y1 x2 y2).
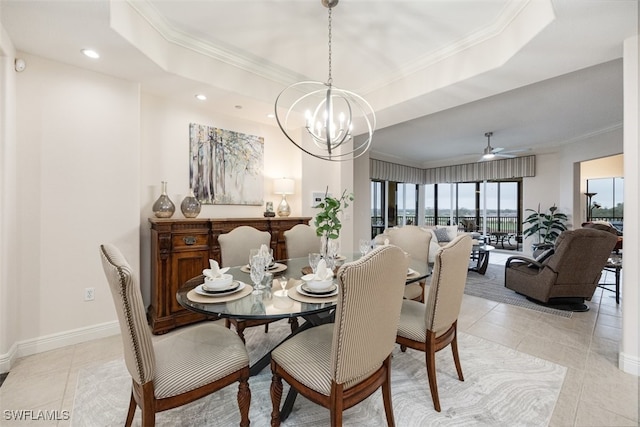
81 49 100 59
274 0 375 162
195 94 207 101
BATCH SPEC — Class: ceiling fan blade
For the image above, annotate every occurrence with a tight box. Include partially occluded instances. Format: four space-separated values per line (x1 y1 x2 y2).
500 148 531 155
495 153 516 158
491 147 505 154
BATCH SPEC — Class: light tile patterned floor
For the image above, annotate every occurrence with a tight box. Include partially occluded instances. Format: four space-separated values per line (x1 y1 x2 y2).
0 250 637 426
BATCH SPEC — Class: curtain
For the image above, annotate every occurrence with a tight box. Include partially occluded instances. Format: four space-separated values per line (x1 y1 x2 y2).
370 156 535 184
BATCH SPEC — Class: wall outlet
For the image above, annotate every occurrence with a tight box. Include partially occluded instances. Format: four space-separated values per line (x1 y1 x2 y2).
84 287 95 301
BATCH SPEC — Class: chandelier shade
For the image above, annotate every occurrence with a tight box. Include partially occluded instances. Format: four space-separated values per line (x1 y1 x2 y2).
274 0 376 162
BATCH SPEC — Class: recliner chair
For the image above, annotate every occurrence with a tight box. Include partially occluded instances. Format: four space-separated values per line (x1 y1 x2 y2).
504 228 618 311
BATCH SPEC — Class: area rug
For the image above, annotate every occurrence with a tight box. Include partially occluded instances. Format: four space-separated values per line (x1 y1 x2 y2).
464 264 573 318
71 321 565 427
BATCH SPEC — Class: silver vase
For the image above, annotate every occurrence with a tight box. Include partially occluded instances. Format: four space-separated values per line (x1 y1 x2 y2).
152 181 175 218
180 188 201 218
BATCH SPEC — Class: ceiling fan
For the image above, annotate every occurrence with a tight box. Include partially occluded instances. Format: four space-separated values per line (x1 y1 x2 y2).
479 132 517 161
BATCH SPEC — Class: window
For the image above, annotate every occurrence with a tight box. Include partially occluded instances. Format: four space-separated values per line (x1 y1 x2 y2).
372 178 522 243
396 183 418 225
587 177 624 231
371 181 385 238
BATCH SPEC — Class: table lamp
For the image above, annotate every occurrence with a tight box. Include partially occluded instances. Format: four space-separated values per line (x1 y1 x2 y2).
274 178 295 217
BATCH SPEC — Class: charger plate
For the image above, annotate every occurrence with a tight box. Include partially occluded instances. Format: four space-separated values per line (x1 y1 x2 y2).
187 283 253 303
287 280 338 304
240 262 287 274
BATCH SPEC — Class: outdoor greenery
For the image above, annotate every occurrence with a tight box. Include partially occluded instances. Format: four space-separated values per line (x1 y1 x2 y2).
522 204 568 246
314 189 354 240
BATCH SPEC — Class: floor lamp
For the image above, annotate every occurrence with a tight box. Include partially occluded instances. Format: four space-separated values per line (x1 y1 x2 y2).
584 192 597 222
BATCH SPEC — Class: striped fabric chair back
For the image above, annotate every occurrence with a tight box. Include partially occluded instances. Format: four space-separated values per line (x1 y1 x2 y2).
100 244 156 386
330 245 408 384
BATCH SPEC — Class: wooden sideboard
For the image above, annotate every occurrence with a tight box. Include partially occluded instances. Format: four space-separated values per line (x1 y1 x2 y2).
148 217 311 334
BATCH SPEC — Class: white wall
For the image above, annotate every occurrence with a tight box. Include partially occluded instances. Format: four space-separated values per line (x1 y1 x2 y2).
0 24 19 368
4 53 141 366
620 35 639 376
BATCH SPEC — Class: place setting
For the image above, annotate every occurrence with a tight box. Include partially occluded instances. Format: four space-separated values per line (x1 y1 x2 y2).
187 259 253 303
239 245 288 274
287 259 339 304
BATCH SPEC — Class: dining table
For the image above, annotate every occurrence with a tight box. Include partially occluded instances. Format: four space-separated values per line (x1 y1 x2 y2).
176 252 429 420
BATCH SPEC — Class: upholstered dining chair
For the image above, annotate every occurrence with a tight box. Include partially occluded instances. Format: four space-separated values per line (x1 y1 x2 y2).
218 225 271 268
395 234 473 412
218 226 293 341
377 225 432 302
270 244 409 426
99 244 251 427
283 223 321 259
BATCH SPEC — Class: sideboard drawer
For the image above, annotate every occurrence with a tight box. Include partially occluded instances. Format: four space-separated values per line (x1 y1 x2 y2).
172 233 209 249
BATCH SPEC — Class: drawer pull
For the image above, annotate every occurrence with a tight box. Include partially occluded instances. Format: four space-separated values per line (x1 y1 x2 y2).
183 236 197 245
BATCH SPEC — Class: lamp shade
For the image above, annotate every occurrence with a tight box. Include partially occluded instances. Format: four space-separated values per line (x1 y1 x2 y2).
274 178 295 195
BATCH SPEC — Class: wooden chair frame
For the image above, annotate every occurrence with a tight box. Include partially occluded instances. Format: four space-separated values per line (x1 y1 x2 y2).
397 320 464 412
269 356 395 427
126 366 251 427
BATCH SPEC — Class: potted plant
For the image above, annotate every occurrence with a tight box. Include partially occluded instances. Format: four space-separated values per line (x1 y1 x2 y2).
313 188 354 262
522 203 568 251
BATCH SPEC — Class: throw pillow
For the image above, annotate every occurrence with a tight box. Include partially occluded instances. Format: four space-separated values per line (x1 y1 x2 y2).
528 248 554 268
433 227 450 242
434 225 459 241
535 248 555 263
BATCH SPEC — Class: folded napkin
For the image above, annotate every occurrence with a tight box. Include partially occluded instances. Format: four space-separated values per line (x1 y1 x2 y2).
313 259 333 280
202 259 229 278
258 244 270 256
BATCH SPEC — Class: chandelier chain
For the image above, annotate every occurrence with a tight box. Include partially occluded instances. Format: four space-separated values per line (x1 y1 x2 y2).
327 6 332 85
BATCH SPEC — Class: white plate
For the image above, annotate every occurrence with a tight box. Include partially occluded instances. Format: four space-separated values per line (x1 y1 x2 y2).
202 279 238 292
195 282 245 297
296 283 338 298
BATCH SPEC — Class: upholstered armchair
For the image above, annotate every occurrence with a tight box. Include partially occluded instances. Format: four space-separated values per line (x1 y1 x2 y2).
505 228 618 311
100 244 251 427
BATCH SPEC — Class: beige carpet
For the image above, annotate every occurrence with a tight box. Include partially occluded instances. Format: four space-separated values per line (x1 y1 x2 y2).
72 320 565 426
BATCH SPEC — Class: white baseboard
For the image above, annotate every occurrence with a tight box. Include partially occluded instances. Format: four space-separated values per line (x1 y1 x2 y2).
619 351 640 376
0 321 120 373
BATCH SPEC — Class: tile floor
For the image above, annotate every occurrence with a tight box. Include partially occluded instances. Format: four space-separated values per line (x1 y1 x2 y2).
0 251 637 426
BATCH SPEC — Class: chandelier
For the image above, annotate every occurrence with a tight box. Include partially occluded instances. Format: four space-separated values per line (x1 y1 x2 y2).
274 0 376 162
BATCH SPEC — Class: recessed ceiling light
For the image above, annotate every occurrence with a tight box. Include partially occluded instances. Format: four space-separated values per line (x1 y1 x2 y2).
81 49 100 59
195 94 207 101
267 113 275 119
235 105 243 109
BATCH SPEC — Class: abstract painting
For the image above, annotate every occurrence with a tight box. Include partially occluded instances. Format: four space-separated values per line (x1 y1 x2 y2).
189 123 264 205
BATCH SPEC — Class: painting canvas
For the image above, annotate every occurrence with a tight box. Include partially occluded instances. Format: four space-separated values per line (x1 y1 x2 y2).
189 123 264 205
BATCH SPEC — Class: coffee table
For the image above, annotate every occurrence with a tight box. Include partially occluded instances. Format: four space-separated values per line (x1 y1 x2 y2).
469 244 495 275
